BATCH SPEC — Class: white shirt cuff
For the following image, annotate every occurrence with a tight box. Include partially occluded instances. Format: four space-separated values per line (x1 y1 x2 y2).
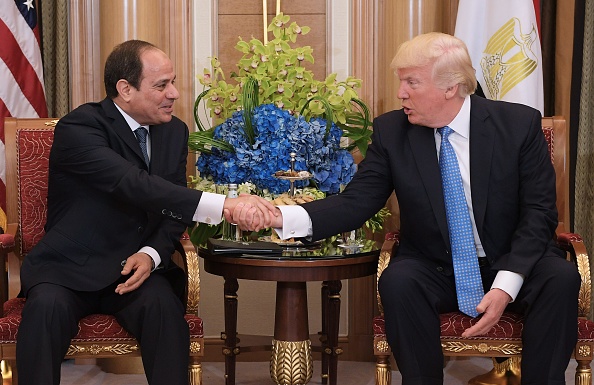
193 191 226 225
491 270 524 302
139 246 160 271
273 205 312 239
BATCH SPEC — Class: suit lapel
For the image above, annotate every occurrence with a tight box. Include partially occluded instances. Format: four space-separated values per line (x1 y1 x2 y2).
469 98 495 238
101 98 150 171
408 125 450 246
148 124 166 175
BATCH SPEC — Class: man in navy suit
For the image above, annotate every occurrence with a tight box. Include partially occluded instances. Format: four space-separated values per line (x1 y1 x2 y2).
16 40 274 385
234 32 580 384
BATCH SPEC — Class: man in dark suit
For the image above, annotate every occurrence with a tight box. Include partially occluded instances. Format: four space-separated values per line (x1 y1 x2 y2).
234 32 580 384
16 40 275 385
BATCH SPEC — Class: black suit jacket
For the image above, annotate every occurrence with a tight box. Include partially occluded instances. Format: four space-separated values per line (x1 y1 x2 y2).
20 98 202 295
303 95 561 278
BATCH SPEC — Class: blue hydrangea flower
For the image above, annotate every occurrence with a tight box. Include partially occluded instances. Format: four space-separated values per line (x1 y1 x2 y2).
196 104 356 194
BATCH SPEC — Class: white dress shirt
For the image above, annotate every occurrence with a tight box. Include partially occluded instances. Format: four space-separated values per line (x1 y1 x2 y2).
275 96 523 301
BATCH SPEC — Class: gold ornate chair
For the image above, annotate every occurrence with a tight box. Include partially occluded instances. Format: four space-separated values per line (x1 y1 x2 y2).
0 117 204 384
372 116 594 385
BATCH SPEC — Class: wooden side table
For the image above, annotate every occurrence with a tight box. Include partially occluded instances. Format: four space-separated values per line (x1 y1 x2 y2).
199 240 379 385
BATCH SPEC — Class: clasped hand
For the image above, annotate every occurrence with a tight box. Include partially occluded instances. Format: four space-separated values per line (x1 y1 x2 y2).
223 194 282 231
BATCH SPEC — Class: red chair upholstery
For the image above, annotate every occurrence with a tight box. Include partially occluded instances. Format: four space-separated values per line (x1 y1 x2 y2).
0 117 204 385
372 116 594 385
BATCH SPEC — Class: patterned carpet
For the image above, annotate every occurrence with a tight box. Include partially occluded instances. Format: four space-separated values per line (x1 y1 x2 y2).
53 357 583 384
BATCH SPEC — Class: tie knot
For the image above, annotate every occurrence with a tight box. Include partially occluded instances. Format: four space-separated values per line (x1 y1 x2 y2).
438 126 453 139
135 126 148 143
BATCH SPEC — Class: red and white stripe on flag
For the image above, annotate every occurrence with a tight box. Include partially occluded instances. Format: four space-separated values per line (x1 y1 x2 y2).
454 0 544 115
0 0 48 211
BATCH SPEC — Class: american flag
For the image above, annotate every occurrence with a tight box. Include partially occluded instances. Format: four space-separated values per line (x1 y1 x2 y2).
0 0 48 211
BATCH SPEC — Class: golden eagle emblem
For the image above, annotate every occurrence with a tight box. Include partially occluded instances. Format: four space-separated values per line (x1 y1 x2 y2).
481 17 539 100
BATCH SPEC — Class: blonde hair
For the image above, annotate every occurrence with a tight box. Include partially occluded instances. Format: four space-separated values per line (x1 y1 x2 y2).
390 32 477 97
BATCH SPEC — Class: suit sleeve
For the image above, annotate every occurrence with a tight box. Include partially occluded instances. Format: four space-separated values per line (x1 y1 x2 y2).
141 125 191 267
491 108 559 276
303 119 395 241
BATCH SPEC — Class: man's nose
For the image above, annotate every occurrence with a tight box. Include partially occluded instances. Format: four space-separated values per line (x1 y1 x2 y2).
397 84 408 99
167 84 180 100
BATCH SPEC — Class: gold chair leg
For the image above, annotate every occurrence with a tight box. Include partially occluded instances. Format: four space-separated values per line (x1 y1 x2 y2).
507 357 521 385
7 360 17 385
575 359 592 385
189 359 202 385
375 355 391 385
468 358 509 385
0 360 10 380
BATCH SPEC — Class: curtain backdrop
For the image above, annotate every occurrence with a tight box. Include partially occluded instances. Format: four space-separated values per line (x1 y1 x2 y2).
39 0 69 117
574 0 594 317
541 0 556 116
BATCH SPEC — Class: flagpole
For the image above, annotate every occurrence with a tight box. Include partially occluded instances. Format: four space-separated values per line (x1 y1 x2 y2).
263 0 268 44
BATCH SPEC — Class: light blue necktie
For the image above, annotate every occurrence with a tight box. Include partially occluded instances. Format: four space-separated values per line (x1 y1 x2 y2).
438 126 483 317
135 126 150 168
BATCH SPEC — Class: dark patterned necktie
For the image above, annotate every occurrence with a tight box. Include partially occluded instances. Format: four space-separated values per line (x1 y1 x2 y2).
438 126 483 317
134 126 150 168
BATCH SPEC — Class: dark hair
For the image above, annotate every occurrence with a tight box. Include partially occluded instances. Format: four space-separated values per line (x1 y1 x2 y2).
104 40 157 99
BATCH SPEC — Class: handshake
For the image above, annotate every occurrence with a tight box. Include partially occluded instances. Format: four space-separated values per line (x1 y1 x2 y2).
222 194 283 231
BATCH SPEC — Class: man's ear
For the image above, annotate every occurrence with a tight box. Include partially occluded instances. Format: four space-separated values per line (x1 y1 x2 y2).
445 84 459 100
116 79 132 102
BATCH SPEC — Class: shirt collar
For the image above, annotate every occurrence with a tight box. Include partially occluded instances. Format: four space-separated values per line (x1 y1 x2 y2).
113 101 149 133
443 95 471 138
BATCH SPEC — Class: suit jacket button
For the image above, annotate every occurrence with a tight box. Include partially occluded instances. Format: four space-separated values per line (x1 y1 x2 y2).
162 209 167 215
436 266 444 272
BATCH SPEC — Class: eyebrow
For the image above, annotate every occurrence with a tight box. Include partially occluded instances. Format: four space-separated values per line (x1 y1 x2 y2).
154 75 176 86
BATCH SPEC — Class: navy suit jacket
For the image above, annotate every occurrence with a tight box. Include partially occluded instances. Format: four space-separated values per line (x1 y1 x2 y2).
20 98 202 295
303 95 561 278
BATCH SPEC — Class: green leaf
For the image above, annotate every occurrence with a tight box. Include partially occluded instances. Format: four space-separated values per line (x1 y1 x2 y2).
236 40 250 53
325 73 337 85
188 223 221 248
193 89 210 131
363 207 391 234
188 130 235 154
242 77 260 145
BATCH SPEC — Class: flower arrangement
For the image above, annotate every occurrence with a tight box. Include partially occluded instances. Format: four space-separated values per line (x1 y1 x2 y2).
190 13 372 192
188 13 386 245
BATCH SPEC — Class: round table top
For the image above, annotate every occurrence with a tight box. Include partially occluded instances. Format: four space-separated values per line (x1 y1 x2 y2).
198 237 380 282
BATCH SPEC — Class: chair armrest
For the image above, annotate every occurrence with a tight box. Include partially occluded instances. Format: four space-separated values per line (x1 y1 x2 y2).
1 223 18 252
0 234 15 253
0 223 19 304
377 231 400 315
180 233 200 316
557 232 591 318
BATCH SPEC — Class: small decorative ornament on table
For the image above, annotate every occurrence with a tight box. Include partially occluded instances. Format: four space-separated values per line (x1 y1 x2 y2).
188 13 381 247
